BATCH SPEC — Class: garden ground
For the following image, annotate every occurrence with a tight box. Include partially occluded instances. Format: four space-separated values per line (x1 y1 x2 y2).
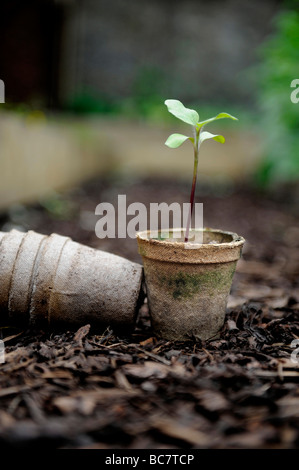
0 177 298 448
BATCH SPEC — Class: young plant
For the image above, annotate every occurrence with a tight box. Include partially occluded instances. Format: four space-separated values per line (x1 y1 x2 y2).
164 99 238 242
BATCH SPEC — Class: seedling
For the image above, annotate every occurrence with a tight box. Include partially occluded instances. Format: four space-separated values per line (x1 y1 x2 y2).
164 99 238 242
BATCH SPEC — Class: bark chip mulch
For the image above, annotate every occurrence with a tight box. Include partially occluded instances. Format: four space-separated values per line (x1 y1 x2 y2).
0 178 299 448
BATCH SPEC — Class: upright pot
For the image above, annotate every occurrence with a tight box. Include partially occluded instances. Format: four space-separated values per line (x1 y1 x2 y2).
137 228 245 341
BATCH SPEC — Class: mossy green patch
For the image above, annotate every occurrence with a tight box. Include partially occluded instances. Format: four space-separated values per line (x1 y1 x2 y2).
138 246 147 257
159 264 236 300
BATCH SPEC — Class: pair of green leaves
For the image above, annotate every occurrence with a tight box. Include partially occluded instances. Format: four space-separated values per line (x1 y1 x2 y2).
164 99 238 149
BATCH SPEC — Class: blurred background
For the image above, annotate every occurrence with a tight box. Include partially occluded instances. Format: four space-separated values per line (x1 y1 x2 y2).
1 1 299 450
0 0 298 265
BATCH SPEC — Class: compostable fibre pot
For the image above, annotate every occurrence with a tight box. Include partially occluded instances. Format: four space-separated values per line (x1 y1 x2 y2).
0 230 144 329
137 228 245 341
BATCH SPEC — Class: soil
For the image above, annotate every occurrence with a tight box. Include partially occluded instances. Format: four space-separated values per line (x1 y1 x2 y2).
0 176 299 449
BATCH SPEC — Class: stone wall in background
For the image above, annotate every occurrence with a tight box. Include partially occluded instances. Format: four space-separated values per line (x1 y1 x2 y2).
59 0 281 106
0 113 262 211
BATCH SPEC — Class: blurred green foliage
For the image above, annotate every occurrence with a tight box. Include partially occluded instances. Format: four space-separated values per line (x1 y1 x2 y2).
124 65 166 118
39 192 77 220
66 66 169 121
66 90 121 115
256 5 299 185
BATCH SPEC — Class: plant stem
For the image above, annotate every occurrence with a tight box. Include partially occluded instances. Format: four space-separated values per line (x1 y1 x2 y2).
185 128 200 243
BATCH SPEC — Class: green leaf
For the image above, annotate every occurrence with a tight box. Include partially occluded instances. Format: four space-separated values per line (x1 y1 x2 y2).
198 112 238 128
165 99 199 126
165 133 191 148
199 131 225 144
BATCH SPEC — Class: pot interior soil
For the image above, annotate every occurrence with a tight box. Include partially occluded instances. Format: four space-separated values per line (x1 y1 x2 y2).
148 228 238 244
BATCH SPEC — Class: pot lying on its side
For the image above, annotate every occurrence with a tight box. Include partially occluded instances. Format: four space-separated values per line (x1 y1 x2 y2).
137 228 245 341
0 229 144 330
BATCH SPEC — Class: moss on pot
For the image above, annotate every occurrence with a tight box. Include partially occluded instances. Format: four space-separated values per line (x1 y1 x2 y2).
159 264 236 300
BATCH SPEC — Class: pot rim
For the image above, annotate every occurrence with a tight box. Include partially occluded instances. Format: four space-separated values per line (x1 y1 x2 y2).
136 227 245 247
136 228 245 264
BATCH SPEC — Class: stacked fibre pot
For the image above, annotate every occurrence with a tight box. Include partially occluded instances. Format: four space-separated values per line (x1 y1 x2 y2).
0 230 144 330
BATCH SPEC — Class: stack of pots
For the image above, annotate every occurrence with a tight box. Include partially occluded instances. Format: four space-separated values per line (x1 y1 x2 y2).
0 230 144 329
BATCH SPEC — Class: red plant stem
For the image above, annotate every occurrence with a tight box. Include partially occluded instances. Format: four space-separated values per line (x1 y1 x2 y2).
184 148 198 243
